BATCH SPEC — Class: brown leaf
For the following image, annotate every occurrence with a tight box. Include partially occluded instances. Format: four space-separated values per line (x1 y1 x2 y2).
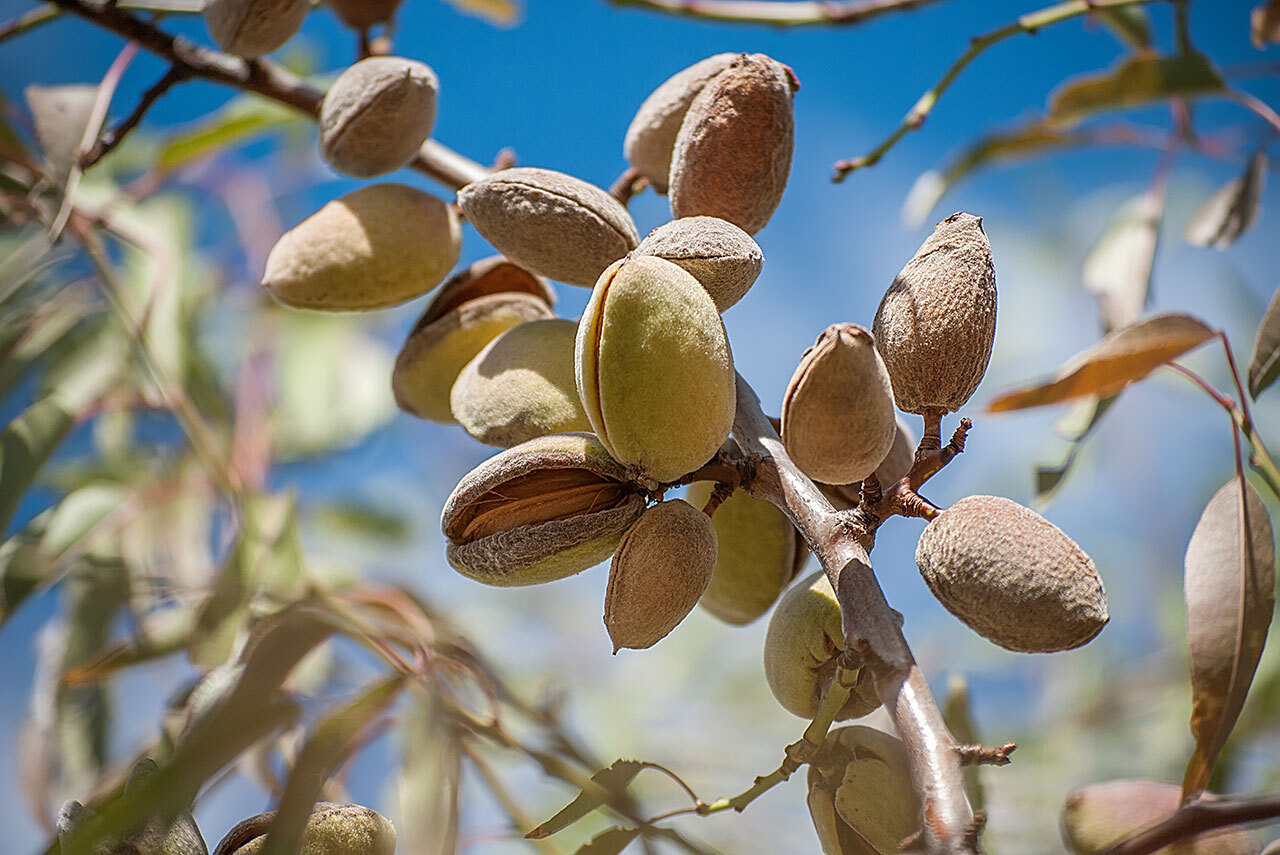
1254 0 1280 48
1249 284 1280 400
1185 151 1269 250
1182 476 1275 798
1048 53 1224 127
987 314 1215 412
1084 193 1163 332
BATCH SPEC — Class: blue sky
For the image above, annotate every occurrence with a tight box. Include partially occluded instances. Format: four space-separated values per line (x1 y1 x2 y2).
2 0 1279 852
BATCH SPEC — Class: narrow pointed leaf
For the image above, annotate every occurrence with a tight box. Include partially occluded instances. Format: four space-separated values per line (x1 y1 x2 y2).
1035 396 1117 502
1249 285 1280 400
156 97 300 171
1254 0 1280 48
397 687 460 855
24 84 96 186
527 759 644 839
1096 7 1152 49
1084 193 1162 333
988 314 1215 412
575 827 639 855
1182 477 1275 798
1185 151 1269 250
1048 53 1224 127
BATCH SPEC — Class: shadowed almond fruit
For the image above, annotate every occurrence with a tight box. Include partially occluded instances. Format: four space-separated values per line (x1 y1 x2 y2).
623 53 737 194
763 571 882 720
441 433 646 586
320 56 438 178
686 480 801 625
325 0 402 27
222 803 396 855
807 727 921 855
1061 780 1260 855
576 256 735 484
393 256 555 423
669 53 798 235
782 323 897 485
204 0 307 58
873 211 997 414
818 415 919 510
263 183 460 311
457 167 639 287
451 318 592 447
58 758 208 855
604 498 717 651
635 216 763 311
916 495 1108 652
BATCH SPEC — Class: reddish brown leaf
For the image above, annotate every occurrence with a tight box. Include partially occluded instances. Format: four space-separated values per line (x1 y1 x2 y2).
1182 476 1275 798
987 314 1215 412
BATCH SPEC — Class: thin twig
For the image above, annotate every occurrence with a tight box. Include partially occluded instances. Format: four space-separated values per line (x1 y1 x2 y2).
609 0 955 28
81 64 191 167
1098 793 1280 855
956 742 1017 767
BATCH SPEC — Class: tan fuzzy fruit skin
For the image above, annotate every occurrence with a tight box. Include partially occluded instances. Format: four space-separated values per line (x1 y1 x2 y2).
604 499 717 651
451 318 592 448
227 803 397 855
263 184 460 311
763 571 881 720
686 481 798 625
1061 780 1260 855
916 495 1108 652
320 56 438 178
442 433 646 586
576 256 735 484
807 727 921 855
457 167 639 287
635 216 763 312
782 323 897 485
668 53 798 235
204 0 307 58
872 211 996 415
623 53 737 194
325 0 402 28
817 414 918 510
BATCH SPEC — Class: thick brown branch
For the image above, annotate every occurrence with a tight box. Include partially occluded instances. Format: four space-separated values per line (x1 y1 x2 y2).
1098 793 1280 855
609 0 955 28
47 0 490 189
731 374 975 855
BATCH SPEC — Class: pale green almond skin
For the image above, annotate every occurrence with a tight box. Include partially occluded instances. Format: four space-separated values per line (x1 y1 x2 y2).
623 53 737 194
634 216 763 312
782 323 897 485
763 571 881 720
1061 780 1260 855
686 480 797 625
442 432 646 586
393 293 552 423
916 495 1108 653
872 212 996 415
575 255 735 485
204 0 307 58
451 318 591 447
806 726 920 855
457 167 639 287
226 804 396 855
320 56 439 178
263 183 460 311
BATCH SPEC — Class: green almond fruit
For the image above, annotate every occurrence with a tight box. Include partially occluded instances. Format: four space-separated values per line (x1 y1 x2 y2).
393 256 555 423
669 53 798 235
457 167 639 287
763 571 882 721
221 803 396 855
576 255 735 485
450 318 592 447
916 495 1108 652
872 212 997 415
782 323 897 485
204 0 307 58
623 53 737 194
1062 780 1259 855
320 56 438 178
263 183 460 312
441 432 646 586
635 216 763 312
686 480 800 625
806 726 921 855
604 498 717 651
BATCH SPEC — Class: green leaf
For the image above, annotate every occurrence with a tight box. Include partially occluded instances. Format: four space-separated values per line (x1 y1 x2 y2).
1095 6 1151 49
1083 193 1163 333
575 827 640 855
1249 285 1280 400
527 760 644 839
1182 477 1275 798
1048 53 1225 127
1185 151 1269 250
156 96 301 171
988 314 1215 412
309 502 411 542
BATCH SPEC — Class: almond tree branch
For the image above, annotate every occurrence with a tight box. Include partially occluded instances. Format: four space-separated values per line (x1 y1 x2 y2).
731 373 975 855
46 0 491 190
608 0 955 28
81 64 191 168
1097 793 1280 855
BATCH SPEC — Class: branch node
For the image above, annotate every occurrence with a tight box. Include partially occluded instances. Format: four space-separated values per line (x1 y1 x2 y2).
957 741 1017 767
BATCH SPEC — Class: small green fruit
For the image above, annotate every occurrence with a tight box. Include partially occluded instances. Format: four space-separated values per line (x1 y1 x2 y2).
263 184 460 311
807 727 921 855
203 0 307 58
320 56 438 178
634 216 763 312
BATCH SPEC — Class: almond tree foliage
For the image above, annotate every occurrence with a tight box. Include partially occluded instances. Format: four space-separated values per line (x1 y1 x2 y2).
1 1 1279 854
